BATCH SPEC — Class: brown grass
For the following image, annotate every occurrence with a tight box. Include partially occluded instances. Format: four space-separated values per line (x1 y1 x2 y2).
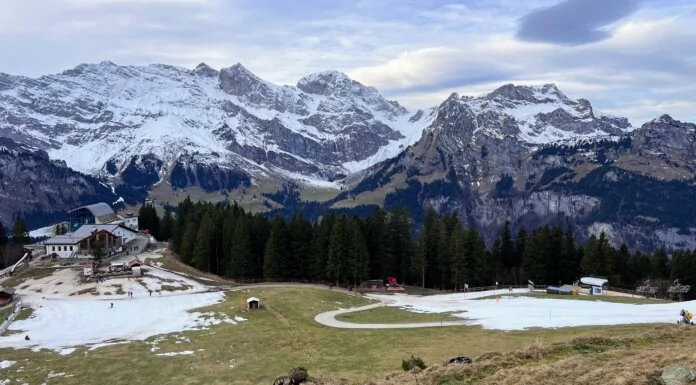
1 267 60 287
143 252 232 285
335 306 462 324
342 326 696 385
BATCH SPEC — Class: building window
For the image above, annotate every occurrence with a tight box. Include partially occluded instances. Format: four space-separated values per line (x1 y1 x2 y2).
70 246 73 251
52 246 55 252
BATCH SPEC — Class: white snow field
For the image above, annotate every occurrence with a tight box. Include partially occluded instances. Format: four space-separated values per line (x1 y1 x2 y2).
366 289 690 330
0 265 243 354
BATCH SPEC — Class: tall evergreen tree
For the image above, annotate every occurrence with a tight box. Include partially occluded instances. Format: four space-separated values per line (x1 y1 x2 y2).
159 209 174 241
651 247 670 279
229 214 253 281
192 212 214 271
411 228 428 288
326 216 350 284
178 208 200 264
11 217 29 245
389 208 413 283
263 217 289 279
347 219 370 285
0 221 7 246
581 233 604 276
499 221 516 283
514 227 527 284
138 204 160 239
309 214 334 281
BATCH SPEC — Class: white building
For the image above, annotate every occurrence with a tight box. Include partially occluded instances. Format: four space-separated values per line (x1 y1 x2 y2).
43 224 140 259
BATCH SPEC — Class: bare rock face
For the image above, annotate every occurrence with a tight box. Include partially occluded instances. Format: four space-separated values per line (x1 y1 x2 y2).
0 138 118 230
339 82 696 250
0 61 429 190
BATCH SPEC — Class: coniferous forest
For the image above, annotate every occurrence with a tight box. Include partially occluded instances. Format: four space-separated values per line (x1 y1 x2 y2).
138 198 696 297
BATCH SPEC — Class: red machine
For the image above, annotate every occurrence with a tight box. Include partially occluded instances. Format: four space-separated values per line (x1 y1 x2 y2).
386 276 405 291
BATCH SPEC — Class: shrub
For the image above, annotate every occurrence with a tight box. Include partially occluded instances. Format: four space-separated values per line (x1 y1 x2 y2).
402 355 427 371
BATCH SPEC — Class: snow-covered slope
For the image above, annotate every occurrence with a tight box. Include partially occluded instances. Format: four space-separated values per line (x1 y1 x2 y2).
438 83 633 145
0 61 433 188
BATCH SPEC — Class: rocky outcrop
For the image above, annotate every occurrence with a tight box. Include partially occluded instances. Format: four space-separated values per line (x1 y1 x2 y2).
0 138 118 230
661 364 695 385
337 107 696 251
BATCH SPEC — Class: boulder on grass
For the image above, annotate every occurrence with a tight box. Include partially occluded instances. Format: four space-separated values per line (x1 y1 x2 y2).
447 356 472 365
661 364 695 385
272 367 310 385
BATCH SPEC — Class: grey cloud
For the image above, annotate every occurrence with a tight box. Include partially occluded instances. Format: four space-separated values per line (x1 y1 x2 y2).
516 0 641 45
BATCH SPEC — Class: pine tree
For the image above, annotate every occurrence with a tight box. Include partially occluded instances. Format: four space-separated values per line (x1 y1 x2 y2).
464 228 487 286
287 214 313 279
365 208 393 278
580 234 602 276
389 208 413 283
613 243 631 285
172 196 194 252
263 217 289 279
514 227 527 284
651 247 670 279
0 221 7 246
449 224 467 290
229 214 252 281
411 228 428 288
179 210 200 264
159 209 174 241
499 221 515 283
347 219 370 285
138 204 160 239
521 229 545 283
436 223 451 289
192 213 214 272
326 216 349 284
11 217 29 245
309 214 334 281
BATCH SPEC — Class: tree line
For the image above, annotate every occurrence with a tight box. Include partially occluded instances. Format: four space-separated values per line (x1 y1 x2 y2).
138 198 696 295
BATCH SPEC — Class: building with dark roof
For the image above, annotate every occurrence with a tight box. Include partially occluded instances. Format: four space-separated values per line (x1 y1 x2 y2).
43 224 140 259
68 203 120 232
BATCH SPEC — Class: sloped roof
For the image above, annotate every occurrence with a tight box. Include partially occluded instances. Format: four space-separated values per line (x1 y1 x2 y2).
44 224 138 245
580 277 608 287
68 202 115 218
43 234 84 245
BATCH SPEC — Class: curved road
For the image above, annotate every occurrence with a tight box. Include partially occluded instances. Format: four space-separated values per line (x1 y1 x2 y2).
314 302 471 329
227 282 472 329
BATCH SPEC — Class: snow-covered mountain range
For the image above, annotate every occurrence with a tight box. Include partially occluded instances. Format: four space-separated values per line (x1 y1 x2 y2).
0 62 433 189
0 61 632 192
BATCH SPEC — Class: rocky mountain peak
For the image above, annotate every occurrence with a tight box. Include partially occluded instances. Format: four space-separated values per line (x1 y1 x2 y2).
631 115 695 154
486 83 566 104
193 62 219 77
296 70 355 95
218 63 268 96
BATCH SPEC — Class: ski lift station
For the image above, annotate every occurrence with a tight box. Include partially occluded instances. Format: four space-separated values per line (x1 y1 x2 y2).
580 277 608 295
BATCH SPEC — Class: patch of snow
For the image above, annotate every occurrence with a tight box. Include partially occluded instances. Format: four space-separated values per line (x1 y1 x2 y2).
0 361 15 369
59 348 76 355
367 289 693 330
156 350 195 356
29 225 55 239
0 292 228 352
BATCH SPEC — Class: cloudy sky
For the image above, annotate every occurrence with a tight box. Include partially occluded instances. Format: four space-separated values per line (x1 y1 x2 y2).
0 0 694 125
